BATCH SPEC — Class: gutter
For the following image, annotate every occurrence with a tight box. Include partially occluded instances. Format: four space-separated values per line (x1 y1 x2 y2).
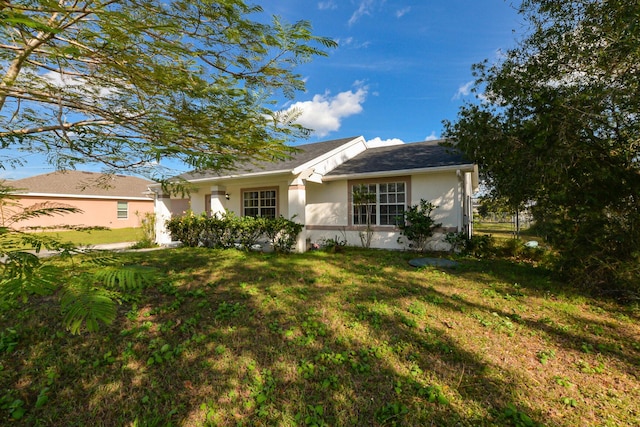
13 192 153 201
322 163 477 182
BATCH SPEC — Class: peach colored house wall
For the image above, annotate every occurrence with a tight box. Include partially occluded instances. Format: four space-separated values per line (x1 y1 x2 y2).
13 195 154 229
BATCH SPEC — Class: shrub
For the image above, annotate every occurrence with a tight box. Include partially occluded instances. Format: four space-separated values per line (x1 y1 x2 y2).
264 216 304 253
397 199 441 252
166 211 304 253
165 211 204 247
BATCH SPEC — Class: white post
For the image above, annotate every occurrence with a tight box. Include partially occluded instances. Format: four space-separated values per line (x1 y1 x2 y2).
154 193 173 245
209 185 227 216
288 178 307 252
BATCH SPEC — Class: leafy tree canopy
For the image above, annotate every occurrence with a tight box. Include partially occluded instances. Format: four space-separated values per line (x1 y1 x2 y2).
0 0 336 177
444 0 640 294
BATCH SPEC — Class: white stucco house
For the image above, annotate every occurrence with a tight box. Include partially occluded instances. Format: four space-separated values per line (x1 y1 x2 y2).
151 136 478 252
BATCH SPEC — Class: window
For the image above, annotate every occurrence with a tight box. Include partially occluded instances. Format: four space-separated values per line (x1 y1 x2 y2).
117 201 128 219
243 189 277 218
352 181 406 226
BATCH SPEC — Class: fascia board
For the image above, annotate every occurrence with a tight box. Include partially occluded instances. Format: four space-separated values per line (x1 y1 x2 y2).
322 164 477 182
183 169 292 184
14 192 153 201
291 136 366 175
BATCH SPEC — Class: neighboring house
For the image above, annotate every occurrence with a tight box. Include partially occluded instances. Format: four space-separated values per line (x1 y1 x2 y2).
151 136 478 252
5 171 155 229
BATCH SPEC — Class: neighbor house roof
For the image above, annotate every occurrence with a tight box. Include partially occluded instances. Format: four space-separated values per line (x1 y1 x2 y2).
324 139 472 178
178 136 361 181
7 171 154 199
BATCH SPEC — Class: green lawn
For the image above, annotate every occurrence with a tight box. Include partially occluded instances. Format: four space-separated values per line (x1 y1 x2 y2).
1 247 638 426
21 227 143 246
475 221 539 242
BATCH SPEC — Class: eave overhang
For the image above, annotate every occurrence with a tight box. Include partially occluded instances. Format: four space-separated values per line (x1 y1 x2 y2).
321 163 477 182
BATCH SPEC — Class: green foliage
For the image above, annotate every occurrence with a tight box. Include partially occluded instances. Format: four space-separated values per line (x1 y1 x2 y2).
165 211 205 247
166 211 303 252
374 402 409 426
0 328 18 354
60 283 119 335
536 348 556 365
92 265 157 291
319 231 348 253
397 199 441 252
352 184 377 248
444 0 640 296
1 183 159 334
0 247 638 425
0 0 336 176
264 215 305 253
132 212 156 249
500 404 541 427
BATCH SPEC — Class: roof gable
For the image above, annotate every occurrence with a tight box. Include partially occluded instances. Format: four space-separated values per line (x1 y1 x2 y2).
178 136 362 181
7 171 154 199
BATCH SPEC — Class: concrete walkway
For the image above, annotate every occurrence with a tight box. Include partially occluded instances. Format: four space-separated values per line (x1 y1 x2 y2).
25 242 169 258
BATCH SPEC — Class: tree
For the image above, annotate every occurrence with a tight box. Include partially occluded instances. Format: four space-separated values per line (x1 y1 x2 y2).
444 0 640 295
0 0 336 176
397 199 441 252
352 184 376 248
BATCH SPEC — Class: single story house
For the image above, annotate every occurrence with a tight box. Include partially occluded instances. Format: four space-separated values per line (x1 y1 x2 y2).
151 136 478 252
5 171 155 230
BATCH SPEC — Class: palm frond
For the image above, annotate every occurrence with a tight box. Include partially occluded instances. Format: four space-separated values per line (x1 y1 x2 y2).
7 202 82 224
77 250 119 266
60 283 119 335
93 265 157 291
0 255 59 301
14 232 78 253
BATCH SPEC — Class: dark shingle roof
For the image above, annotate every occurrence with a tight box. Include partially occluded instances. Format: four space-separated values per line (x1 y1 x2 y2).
325 139 470 176
8 171 153 198
179 136 359 180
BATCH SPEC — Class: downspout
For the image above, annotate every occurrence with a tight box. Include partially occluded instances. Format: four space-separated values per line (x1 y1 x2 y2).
456 170 463 233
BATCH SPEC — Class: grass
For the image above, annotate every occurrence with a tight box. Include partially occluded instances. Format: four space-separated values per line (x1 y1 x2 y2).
1 247 639 426
475 221 539 242
20 227 143 246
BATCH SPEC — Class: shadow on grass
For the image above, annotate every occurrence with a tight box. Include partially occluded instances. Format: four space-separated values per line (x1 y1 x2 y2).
1 247 638 426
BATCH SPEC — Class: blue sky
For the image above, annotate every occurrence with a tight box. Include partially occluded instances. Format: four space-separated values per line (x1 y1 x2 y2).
3 0 524 179
267 0 524 144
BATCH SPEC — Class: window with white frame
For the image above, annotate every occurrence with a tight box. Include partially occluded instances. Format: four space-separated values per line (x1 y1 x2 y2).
352 181 406 226
117 201 128 219
243 189 277 218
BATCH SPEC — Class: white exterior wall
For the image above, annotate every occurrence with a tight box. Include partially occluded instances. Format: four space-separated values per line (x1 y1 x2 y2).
410 172 461 229
304 171 465 251
306 181 349 227
188 178 291 218
156 168 473 252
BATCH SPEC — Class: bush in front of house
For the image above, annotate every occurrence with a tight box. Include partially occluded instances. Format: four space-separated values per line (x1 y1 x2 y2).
165 211 303 253
397 199 442 252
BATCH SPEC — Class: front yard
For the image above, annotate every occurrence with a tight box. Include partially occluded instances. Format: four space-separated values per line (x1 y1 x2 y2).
1 247 638 426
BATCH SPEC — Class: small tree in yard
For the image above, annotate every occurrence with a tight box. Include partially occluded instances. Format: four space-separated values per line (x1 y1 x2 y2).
352 184 376 248
0 0 335 332
397 200 441 252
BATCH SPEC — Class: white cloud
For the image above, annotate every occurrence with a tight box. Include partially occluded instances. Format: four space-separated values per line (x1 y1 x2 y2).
453 80 474 100
283 83 368 137
335 37 371 49
348 0 376 26
425 132 440 141
395 7 411 18
40 70 119 99
318 1 337 10
42 70 84 87
366 137 405 148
